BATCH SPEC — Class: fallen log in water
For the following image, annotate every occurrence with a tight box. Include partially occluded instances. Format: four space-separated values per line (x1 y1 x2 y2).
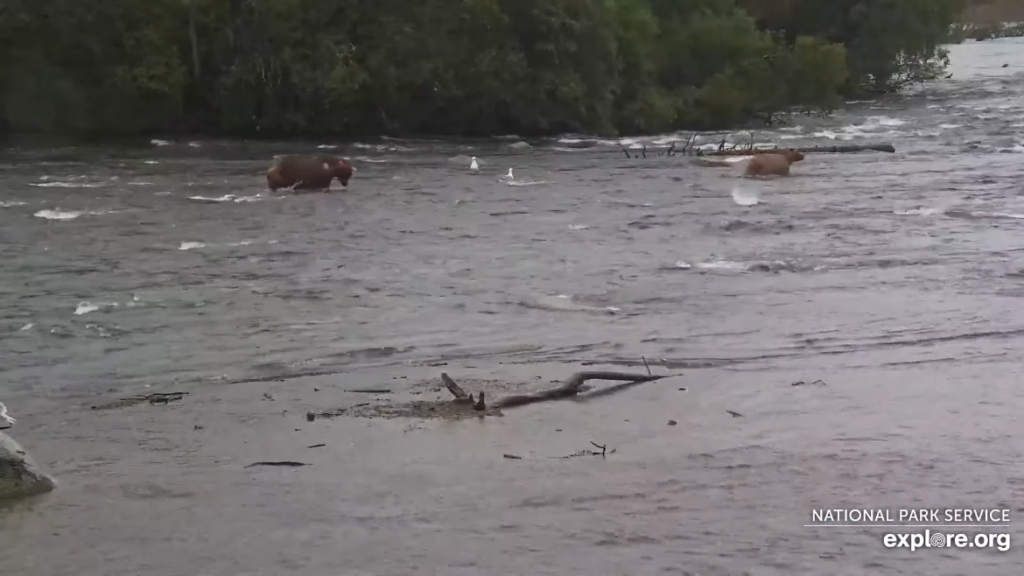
442 370 672 411
619 133 896 158
695 143 896 156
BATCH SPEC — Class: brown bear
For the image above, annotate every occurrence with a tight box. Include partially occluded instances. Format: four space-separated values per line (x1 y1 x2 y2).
743 149 804 177
266 155 355 192
693 148 805 177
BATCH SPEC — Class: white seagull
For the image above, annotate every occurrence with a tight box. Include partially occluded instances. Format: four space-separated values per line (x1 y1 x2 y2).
469 156 480 172
498 168 514 183
0 401 15 429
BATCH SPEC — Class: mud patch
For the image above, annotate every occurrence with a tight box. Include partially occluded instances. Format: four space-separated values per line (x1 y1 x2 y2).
312 376 558 420
342 400 506 420
407 376 530 394
119 482 194 500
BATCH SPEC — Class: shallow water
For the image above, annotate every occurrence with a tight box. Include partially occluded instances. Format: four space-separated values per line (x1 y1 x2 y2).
3 39 1024 575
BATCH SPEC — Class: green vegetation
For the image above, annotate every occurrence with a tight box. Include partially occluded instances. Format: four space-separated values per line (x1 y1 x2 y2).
0 0 964 140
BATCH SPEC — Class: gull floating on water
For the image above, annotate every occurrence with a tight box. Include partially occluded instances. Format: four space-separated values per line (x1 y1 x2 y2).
470 156 480 172
498 168 514 183
0 401 14 429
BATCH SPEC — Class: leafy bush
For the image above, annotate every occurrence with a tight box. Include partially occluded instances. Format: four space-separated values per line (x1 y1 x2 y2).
0 0 961 138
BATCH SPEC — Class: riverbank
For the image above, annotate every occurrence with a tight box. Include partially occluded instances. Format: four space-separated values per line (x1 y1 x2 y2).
960 0 1024 25
949 21 1024 42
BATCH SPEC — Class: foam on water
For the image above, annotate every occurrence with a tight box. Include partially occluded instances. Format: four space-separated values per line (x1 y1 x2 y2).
30 180 108 189
178 239 275 251
73 301 119 315
186 194 262 203
894 207 945 216
731 185 761 206
506 179 552 187
33 209 121 220
352 142 414 152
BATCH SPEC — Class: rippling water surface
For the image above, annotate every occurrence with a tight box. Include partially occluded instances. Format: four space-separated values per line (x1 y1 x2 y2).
3 40 1024 575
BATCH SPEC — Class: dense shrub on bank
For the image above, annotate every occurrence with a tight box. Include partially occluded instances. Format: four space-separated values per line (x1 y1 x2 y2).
0 0 963 139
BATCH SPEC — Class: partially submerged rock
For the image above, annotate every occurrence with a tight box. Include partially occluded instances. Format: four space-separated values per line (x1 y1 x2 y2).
0 432 57 500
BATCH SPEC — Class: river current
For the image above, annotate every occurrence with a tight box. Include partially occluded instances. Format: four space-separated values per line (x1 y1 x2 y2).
2 39 1024 575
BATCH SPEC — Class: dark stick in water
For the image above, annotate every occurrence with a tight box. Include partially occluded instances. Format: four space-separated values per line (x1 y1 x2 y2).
244 461 309 468
441 370 674 411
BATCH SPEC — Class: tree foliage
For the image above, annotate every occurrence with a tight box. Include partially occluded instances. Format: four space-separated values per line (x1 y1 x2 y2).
740 0 964 94
0 0 963 139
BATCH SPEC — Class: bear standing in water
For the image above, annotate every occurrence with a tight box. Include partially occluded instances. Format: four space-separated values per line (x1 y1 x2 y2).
266 155 355 192
693 148 805 177
743 149 804 177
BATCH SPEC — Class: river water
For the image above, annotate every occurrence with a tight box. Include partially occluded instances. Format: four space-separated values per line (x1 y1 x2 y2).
2 39 1024 575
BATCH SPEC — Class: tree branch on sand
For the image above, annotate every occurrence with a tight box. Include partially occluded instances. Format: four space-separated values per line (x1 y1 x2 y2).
441 371 673 411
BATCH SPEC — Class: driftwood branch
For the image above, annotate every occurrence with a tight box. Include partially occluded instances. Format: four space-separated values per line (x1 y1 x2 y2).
696 143 896 156
791 379 827 387
623 137 687 159
620 145 650 159
441 371 670 411
621 136 894 160
492 371 666 409
245 461 309 468
502 440 616 461
146 392 188 405
441 373 469 399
